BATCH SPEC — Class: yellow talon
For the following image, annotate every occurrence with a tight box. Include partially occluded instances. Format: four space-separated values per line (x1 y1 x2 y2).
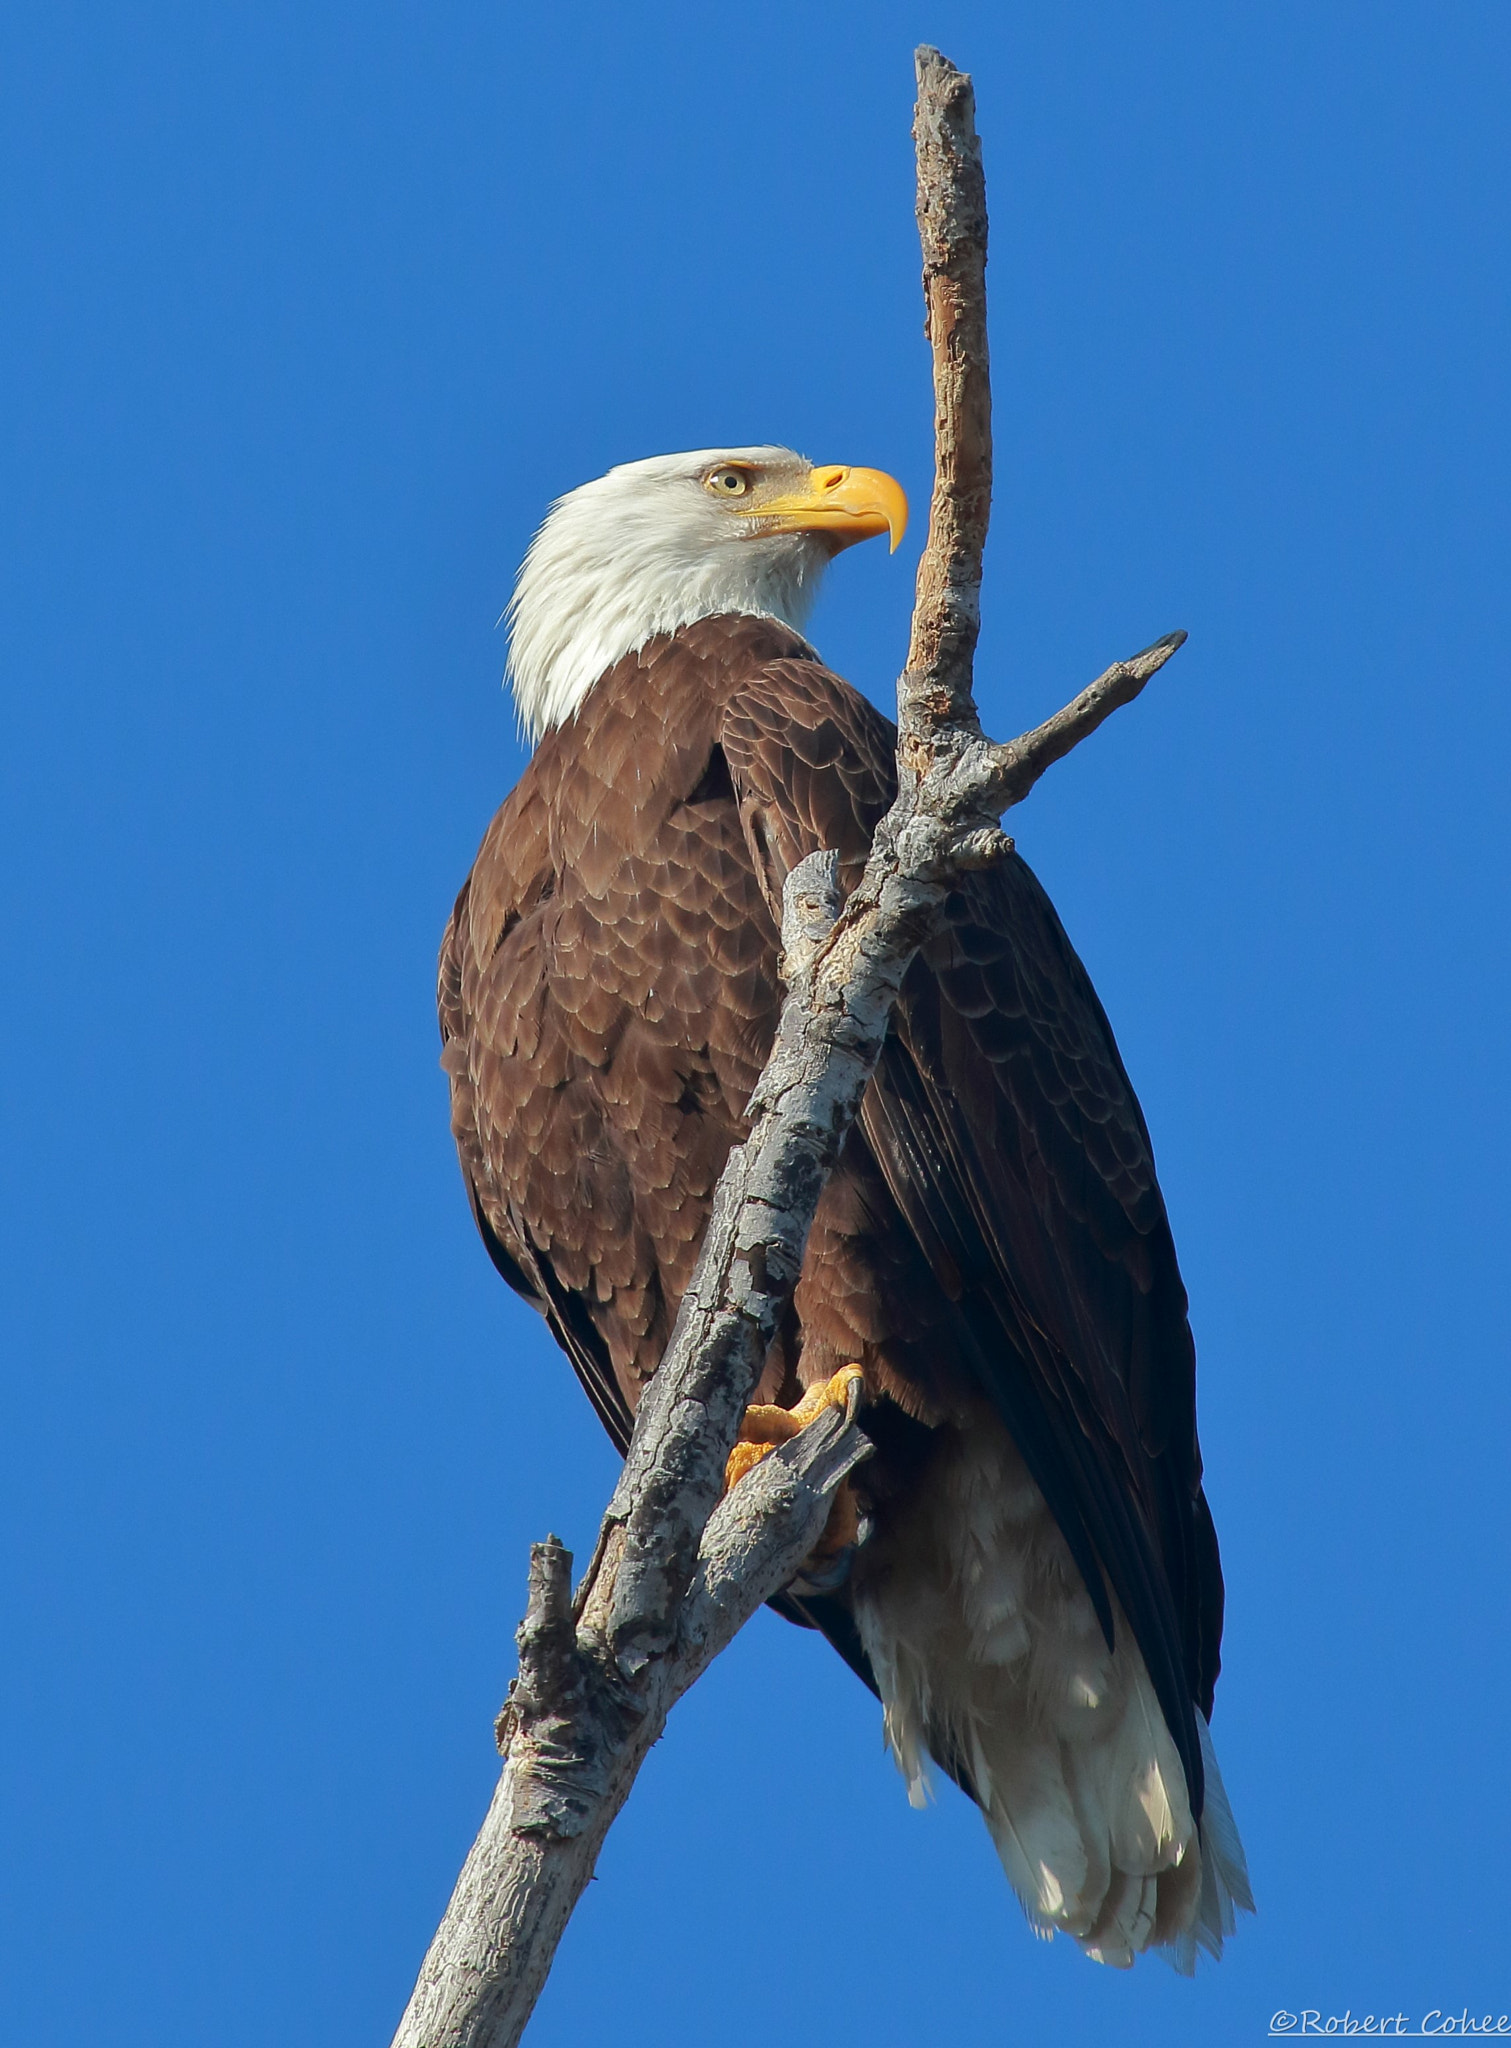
723 1439 775 1489
791 1363 866 1428
722 1365 868 1494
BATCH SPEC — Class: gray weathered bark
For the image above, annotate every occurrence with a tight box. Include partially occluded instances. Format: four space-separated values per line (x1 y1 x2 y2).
389 45 1184 2048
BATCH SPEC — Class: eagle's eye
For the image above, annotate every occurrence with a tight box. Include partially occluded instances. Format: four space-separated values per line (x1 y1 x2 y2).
705 467 752 498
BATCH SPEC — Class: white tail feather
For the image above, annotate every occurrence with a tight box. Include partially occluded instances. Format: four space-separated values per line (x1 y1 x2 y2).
851 1413 1254 1969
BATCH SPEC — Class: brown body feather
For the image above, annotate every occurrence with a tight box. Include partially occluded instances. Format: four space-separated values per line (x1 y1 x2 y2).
439 614 1224 1826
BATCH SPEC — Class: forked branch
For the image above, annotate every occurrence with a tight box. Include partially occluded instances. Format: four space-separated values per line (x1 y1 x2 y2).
389 45 1185 2048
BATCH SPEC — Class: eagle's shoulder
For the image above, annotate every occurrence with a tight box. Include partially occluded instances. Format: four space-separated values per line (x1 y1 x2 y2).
715 648 898 905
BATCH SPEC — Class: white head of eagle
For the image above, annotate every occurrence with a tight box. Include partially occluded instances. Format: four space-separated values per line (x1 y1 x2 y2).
505 446 908 741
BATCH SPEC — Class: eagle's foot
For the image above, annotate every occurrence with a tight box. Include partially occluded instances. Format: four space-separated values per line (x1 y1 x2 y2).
723 1366 866 1556
794 1362 867 1431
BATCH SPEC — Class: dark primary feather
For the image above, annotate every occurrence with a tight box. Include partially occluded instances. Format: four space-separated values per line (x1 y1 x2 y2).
439 614 1224 1818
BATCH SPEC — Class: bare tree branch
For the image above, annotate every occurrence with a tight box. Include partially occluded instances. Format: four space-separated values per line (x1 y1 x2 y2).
391 1370 870 2048
904 42 992 741
389 45 1186 2048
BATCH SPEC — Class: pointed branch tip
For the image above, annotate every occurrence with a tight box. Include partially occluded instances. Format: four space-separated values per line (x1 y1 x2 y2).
1128 630 1189 680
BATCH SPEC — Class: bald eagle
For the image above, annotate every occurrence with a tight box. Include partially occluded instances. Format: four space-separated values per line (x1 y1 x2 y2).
439 446 1253 1969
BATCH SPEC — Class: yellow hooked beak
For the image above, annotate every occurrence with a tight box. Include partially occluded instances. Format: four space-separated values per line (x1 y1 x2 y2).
756 464 908 554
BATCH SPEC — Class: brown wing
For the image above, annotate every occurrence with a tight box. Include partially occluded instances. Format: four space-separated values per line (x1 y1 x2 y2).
719 655 1223 1814
439 779 638 1448
437 617 814 1451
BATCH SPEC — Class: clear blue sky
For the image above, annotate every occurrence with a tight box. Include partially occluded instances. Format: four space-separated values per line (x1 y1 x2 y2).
3 4 1509 2043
